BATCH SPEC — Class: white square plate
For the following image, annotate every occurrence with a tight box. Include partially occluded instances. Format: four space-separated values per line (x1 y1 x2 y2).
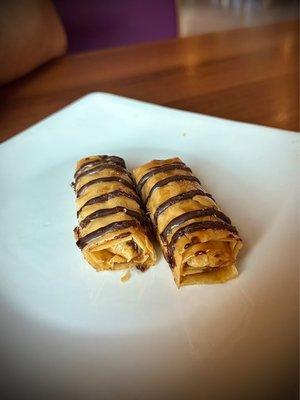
0 93 298 400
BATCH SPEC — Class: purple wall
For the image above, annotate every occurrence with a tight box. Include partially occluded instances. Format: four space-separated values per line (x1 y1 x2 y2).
53 0 177 53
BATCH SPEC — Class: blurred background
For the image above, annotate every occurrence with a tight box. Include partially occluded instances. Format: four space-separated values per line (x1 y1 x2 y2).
178 0 298 36
53 0 298 53
0 0 298 135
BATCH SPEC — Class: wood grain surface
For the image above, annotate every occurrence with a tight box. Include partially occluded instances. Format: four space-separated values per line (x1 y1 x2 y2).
0 20 298 142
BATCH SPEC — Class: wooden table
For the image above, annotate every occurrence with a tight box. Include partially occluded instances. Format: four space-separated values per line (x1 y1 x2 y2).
0 20 298 142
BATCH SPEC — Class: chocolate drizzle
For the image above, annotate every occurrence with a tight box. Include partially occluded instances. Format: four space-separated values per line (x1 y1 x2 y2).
137 163 192 192
75 163 130 184
76 220 141 249
77 190 141 216
153 189 214 228
128 240 139 253
167 221 238 267
136 264 147 272
145 175 201 205
76 177 135 197
160 208 231 242
74 156 125 179
80 207 144 228
114 232 131 240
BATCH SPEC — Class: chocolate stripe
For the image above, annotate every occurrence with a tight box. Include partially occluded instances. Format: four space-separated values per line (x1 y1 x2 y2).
145 175 201 205
153 189 214 228
80 206 144 228
167 221 238 267
75 163 131 185
76 177 135 197
74 155 125 178
137 163 192 192
77 190 141 216
74 160 103 178
160 208 231 242
76 220 140 249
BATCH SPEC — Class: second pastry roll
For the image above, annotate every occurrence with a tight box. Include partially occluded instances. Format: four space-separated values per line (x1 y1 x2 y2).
133 158 242 287
73 155 156 272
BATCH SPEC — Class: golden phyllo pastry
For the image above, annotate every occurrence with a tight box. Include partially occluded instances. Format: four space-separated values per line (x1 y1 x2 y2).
73 155 156 272
133 158 242 287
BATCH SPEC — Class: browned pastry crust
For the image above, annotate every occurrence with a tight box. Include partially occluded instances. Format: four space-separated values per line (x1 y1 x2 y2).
73 155 156 272
133 158 242 287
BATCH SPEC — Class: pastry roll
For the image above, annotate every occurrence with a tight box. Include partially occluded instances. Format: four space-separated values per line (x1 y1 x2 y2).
133 158 242 287
73 155 156 272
